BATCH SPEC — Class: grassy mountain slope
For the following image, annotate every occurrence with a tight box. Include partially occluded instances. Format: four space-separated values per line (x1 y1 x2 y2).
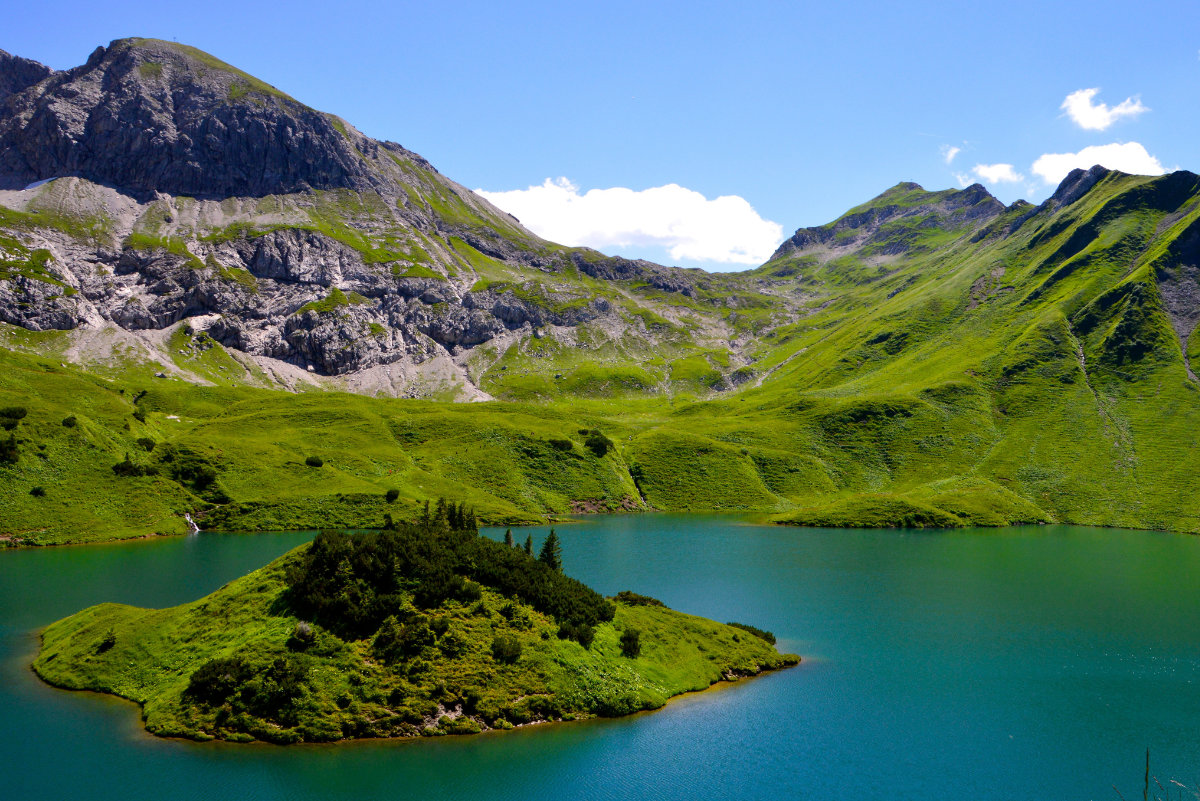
2 40 1199 539
4 168 1200 541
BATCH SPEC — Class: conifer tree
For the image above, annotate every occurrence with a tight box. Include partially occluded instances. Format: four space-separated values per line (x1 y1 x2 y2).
504 528 513 547
523 535 533 555
538 529 563 572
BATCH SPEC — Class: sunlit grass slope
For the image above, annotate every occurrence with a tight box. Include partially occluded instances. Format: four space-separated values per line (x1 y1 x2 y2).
5 168 1200 541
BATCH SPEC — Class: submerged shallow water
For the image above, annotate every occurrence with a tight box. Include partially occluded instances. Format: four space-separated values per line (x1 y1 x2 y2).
3 516 1199 800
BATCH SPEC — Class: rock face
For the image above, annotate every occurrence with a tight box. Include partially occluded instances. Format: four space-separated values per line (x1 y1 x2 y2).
0 40 756 389
0 49 53 105
0 218 609 376
0 39 388 199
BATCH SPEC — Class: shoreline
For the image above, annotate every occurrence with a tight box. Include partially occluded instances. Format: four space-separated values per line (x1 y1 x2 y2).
30 626 800 747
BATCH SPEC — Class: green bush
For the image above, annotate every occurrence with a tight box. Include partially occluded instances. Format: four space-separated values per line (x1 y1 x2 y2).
557 621 595 648
132 408 146 423
112 453 157 477
136 437 156 452
156 444 227 501
29 486 45 497
185 657 252 705
372 615 434 664
491 633 522 664
727 622 776 645
305 455 324 467
385 488 400 502
548 438 573 452
61 416 77 428
0 406 27 430
614 590 665 607
620 627 641 658
584 430 613 457
0 434 17 464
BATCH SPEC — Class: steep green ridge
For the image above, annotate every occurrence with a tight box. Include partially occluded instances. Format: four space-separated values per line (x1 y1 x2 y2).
33 521 796 743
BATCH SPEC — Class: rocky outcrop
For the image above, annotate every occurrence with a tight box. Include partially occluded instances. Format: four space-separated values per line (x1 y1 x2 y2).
571 252 699 296
0 39 388 199
0 49 53 105
0 215 627 375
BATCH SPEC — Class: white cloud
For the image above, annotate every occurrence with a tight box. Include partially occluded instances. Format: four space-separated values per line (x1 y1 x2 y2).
1061 88 1148 131
941 145 961 165
475 178 783 265
1031 142 1167 184
953 172 972 188
972 163 1024 183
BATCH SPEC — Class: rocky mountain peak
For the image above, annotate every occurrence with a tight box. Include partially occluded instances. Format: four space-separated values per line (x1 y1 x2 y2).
0 38 387 199
769 181 1004 262
0 48 53 105
1047 165 1112 208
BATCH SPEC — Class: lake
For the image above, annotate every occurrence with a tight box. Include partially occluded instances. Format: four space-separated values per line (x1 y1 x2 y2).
2 515 1199 800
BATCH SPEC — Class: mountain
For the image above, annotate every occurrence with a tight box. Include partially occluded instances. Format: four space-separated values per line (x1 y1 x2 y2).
0 38 794 399
2 39 1199 542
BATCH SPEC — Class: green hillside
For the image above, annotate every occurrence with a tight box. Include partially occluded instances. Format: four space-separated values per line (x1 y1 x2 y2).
2 35 1199 540
5 168 1200 541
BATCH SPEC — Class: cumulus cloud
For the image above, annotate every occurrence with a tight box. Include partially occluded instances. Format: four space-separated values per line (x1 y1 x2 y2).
941 145 961 165
1061 88 1148 131
972 163 1024 183
1031 142 1167 184
475 178 783 265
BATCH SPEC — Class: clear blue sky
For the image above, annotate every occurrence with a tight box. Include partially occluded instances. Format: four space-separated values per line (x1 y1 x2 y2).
4 1 1197 270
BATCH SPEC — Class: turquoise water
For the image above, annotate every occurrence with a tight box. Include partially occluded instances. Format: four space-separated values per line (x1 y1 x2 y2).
3 516 1200 799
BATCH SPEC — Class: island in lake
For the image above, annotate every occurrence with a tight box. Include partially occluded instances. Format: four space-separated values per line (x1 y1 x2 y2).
34 509 797 743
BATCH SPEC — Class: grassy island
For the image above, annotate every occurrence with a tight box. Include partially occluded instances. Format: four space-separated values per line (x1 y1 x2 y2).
33 510 798 743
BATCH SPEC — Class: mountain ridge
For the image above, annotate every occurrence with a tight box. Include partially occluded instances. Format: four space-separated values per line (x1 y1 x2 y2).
2 39 1200 542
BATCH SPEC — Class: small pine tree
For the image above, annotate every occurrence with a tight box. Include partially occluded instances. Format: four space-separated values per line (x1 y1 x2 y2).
420 500 431 526
504 528 513 547
538 530 563 572
523 535 533 555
